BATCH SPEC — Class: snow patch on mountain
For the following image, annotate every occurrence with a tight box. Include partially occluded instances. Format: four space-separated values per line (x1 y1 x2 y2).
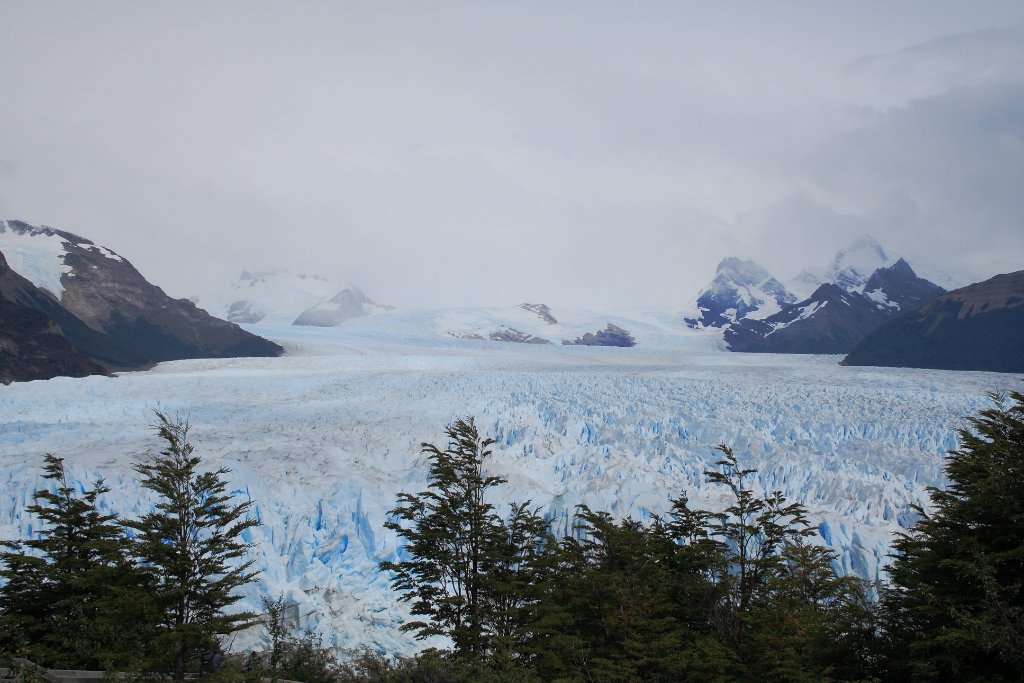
0 220 74 300
864 287 899 310
766 300 828 336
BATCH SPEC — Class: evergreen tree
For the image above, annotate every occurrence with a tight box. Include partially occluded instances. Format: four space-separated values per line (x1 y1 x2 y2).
704 445 814 613
483 501 550 669
883 390 1024 681
128 411 260 681
0 454 152 668
380 417 548 667
743 539 878 682
537 507 689 682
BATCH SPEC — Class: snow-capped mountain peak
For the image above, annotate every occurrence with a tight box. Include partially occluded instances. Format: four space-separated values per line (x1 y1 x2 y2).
685 257 795 328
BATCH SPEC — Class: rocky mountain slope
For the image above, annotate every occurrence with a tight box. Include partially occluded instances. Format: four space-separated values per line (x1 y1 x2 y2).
683 236 946 356
0 252 107 383
727 259 945 354
0 219 282 382
842 270 1024 372
562 323 637 347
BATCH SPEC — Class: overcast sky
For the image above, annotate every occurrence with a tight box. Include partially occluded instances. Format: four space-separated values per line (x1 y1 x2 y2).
1 1 1023 309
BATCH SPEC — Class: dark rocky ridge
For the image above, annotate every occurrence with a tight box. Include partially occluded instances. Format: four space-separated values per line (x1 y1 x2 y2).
562 324 636 347
0 299 108 384
726 284 891 354
489 327 552 344
842 270 1024 372
726 259 944 354
520 303 558 325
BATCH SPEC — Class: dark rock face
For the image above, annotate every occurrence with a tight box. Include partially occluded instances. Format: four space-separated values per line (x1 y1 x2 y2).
0 220 283 380
726 284 891 354
842 270 1024 372
520 303 557 325
488 327 552 344
0 299 105 384
861 258 945 313
726 260 945 355
563 324 636 347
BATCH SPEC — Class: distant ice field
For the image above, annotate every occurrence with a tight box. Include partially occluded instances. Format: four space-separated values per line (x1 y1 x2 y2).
1 309 1018 654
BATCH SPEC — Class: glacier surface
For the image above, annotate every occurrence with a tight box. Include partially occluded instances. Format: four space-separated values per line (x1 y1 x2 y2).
0 309 1018 654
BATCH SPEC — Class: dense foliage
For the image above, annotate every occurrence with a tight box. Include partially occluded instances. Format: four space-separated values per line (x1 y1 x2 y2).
0 412 260 680
379 429 878 682
3 393 1023 681
881 390 1024 681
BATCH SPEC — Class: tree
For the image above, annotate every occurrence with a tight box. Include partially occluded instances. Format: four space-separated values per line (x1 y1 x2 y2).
128 411 260 681
483 501 550 668
698 445 881 681
535 507 690 682
742 538 879 682
883 391 1024 681
0 454 152 668
704 445 813 613
380 417 548 666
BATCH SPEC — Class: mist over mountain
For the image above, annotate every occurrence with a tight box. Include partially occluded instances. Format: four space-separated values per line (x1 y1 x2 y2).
201 269 391 327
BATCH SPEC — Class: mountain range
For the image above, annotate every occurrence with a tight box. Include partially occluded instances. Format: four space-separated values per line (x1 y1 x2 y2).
842 270 1024 372
687 236 951 355
0 220 282 384
3 218 1019 381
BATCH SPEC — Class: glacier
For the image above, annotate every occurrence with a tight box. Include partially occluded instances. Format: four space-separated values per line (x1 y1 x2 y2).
0 308 1018 655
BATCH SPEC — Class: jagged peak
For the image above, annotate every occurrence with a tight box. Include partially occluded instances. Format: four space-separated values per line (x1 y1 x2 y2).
1 218 94 246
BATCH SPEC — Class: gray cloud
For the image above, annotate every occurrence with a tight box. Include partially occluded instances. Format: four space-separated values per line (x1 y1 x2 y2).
1 2 1023 309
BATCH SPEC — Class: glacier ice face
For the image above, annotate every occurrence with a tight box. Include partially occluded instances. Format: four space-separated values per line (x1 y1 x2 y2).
0 311 1017 655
